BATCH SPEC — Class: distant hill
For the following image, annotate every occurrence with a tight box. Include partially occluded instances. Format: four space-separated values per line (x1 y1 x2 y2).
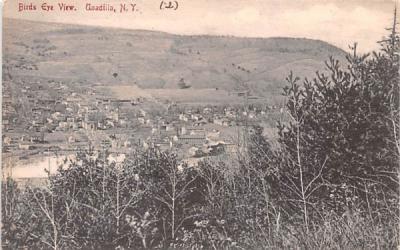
3 18 346 96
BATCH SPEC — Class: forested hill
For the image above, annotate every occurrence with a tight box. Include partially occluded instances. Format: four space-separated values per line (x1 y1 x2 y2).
4 18 346 95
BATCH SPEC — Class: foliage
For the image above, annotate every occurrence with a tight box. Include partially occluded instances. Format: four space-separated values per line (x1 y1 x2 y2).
2 14 400 250
262 16 400 242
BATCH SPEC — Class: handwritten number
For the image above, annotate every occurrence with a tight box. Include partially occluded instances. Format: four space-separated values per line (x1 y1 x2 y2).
160 1 179 10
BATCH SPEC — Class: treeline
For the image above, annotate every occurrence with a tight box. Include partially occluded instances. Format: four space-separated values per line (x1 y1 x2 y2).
2 21 400 250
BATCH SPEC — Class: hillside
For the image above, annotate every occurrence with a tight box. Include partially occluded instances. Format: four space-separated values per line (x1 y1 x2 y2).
3 18 346 96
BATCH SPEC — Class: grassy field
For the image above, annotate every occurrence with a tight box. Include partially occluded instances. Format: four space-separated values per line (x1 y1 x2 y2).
98 85 284 105
4 18 346 100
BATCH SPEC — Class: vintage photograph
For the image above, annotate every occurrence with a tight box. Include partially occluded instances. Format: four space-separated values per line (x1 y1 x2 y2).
2 0 399 249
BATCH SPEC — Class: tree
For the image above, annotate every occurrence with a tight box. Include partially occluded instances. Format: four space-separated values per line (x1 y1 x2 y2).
135 149 205 248
177 78 191 89
276 20 399 222
1 178 31 249
47 149 146 249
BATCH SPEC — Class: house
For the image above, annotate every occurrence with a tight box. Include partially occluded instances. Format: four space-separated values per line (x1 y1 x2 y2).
214 118 231 127
139 109 147 117
248 112 257 119
58 121 69 131
188 146 204 157
19 143 35 150
206 130 220 141
193 120 207 126
108 153 126 165
203 107 213 114
225 110 236 118
154 140 173 151
68 136 76 143
30 133 44 143
191 114 204 121
84 121 96 131
181 127 205 136
3 136 12 145
207 143 226 155
2 119 10 131
224 143 238 154
179 114 189 122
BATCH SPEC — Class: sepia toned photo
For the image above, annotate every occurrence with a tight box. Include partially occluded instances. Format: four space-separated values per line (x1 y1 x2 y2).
2 0 399 249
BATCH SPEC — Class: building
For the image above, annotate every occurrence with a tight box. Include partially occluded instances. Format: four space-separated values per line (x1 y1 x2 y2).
178 134 206 146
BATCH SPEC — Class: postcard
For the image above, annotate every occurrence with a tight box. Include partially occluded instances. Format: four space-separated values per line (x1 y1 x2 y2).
2 0 399 249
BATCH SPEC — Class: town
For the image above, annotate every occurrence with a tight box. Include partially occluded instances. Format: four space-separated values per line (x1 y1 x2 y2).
2 72 283 186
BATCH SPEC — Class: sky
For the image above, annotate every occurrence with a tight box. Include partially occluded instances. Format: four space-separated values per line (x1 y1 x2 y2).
3 0 399 52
